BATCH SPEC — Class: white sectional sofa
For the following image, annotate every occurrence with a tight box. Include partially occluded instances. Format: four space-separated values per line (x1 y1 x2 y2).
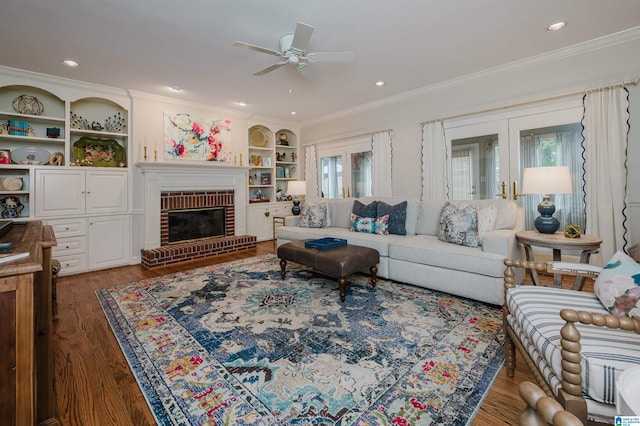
276 196 524 305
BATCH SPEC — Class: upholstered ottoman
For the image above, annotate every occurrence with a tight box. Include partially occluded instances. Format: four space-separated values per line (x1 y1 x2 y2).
277 239 379 301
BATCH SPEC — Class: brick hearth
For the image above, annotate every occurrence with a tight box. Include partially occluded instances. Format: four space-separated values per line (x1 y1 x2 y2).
140 235 256 268
141 190 256 267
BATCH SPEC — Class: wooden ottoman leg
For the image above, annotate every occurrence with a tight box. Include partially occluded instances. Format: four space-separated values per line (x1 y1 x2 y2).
338 277 347 302
369 265 378 287
279 259 287 279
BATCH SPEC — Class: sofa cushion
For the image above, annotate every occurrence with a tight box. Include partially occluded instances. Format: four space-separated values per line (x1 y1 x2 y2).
277 226 396 256
416 199 445 236
328 198 355 229
389 235 505 277
377 201 407 235
438 202 479 247
507 286 640 406
352 200 378 218
594 250 640 317
297 199 330 228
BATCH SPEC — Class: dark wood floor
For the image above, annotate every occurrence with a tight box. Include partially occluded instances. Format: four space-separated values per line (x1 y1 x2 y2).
53 241 537 425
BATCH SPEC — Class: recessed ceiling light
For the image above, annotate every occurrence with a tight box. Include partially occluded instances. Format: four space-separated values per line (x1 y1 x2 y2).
237 100 247 106
546 21 567 32
375 81 385 87
290 111 297 116
169 84 182 92
63 59 79 67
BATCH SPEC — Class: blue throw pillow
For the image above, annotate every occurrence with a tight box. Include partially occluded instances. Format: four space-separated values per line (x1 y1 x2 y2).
352 200 378 218
377 201 407 235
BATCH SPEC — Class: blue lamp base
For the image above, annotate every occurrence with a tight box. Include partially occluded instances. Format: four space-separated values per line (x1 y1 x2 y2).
292 200 301 215
534 195 560 234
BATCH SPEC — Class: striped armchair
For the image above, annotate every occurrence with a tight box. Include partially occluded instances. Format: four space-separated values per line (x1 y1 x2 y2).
503 259 640 425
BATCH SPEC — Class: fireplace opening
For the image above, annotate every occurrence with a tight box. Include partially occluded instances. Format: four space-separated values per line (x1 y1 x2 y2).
168 207 226 244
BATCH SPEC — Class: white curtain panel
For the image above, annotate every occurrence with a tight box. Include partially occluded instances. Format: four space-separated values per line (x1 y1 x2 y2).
371 130 393 197
304 144 319 197
582 87 630 265
421 121 448 200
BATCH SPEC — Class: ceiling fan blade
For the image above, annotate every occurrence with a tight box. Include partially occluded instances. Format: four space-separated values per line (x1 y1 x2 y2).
297 63 318 82
253 61 288 76
306 51 354 63
291 22 314 52
233 41 281 56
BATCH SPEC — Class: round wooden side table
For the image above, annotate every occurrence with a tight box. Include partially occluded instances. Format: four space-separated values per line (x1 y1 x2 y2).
516 230 602 289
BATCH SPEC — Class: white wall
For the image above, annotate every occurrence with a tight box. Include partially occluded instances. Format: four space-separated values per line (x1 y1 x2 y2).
301 29 640 247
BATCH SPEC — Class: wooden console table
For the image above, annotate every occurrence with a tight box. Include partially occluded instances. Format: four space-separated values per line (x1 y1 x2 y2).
0 221 59 426
516 230 602 290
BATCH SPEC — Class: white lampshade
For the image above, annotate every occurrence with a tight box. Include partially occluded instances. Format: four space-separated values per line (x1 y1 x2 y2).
521 166 572 195
287 181 307 196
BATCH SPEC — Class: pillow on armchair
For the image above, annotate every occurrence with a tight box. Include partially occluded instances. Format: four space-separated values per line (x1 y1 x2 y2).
594 250 640 317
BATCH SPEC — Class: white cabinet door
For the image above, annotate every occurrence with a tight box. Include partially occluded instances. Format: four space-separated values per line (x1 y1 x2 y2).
35 170 85 216
247 203 292 242
88 214 130 269
36 169 127 217
86 171 128 214
247 204 271 241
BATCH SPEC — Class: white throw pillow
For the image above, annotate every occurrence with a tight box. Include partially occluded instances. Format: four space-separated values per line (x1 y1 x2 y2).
477 204 498 243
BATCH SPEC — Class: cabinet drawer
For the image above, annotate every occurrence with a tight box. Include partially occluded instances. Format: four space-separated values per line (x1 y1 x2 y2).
52 236 87 257
47 218 87 238
55 254 87 276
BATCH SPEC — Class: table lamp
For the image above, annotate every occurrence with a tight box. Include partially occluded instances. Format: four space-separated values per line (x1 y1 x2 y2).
521 166 572 234
287 180 306 215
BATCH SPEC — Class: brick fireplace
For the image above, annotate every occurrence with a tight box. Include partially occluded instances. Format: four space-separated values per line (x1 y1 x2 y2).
138 163 255 268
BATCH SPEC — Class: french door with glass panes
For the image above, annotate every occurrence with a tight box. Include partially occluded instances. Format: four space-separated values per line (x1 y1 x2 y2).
444 99 586 231
318 139 372 198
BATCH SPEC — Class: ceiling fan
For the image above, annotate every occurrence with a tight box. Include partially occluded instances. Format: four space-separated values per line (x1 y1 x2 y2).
233 22 354 76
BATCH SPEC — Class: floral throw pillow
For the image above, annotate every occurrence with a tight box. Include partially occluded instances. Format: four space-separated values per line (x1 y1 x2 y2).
437 202 478 247
349 213 389 235
594 250 640 317
297 201 329 228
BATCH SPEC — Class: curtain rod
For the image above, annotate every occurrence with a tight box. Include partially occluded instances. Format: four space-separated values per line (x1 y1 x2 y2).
420 77 639 126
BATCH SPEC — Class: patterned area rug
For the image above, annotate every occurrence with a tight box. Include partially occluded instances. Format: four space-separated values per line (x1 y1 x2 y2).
97 254 504 425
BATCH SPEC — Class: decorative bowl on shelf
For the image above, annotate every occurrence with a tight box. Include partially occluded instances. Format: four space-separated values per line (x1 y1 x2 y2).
249 128 267 147
11 146 50 165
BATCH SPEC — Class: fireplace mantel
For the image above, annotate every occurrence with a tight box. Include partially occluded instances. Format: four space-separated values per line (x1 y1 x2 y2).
137 162 250 250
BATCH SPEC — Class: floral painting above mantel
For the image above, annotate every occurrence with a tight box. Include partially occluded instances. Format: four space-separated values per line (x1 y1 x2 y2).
163 112 232 162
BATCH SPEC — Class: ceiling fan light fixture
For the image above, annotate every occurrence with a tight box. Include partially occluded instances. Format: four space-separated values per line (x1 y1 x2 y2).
63 59 80 67
546 21 567 32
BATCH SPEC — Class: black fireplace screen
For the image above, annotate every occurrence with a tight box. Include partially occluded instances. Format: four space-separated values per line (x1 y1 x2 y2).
168 207 226 244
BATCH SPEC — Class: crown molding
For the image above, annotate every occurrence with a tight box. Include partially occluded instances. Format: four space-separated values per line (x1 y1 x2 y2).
302 26 640 128
0 65 129 100
128 90 251 119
